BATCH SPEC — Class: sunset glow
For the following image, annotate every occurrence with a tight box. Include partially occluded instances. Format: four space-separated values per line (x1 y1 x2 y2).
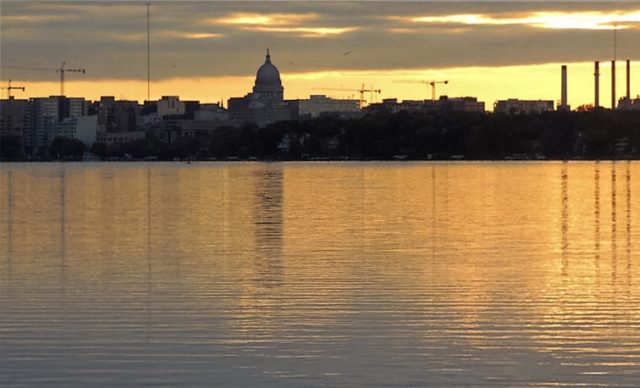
246 26 357 37
11 61 640 111
411 10 640 30
213 12 318 26
2 3 640 385
1 2 639 107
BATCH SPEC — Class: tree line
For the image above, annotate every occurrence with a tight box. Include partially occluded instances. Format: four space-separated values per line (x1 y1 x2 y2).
1 109 639 161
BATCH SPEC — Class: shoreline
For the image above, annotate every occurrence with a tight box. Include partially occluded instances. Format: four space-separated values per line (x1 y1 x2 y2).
2 158 638 164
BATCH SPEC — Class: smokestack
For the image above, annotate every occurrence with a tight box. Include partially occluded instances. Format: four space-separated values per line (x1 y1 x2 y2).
612 60 616 109
594 61 600 108
560 65 568 110
626 59 631 99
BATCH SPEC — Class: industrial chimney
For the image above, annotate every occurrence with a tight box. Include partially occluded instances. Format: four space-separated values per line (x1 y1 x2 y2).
560 65 568 110
594 61 600 108
626 59 631 99
611 60 616 109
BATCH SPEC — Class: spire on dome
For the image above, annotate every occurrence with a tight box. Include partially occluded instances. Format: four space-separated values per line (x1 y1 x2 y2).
265 48 271 64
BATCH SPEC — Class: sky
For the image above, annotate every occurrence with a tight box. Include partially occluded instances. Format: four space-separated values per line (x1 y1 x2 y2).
1 1 639 110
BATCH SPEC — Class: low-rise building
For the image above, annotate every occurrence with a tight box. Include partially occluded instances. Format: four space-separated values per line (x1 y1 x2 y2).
617 96 640 111
494 99 555 114
367 96 485 113
288 95 360 119
435 96 485 112
195 103 229 121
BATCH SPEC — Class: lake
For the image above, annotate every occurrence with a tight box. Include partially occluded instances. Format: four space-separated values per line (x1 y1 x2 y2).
1 161 639 386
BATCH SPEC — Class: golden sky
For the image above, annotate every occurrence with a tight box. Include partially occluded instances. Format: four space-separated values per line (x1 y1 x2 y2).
1 2 639 109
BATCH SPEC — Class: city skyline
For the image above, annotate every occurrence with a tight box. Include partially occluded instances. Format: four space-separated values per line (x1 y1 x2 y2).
1 1 640 108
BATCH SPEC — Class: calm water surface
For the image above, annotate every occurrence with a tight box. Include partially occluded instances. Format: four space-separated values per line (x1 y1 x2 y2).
1 162 639 387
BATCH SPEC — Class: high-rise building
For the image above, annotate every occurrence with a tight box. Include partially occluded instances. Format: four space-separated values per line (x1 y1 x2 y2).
97 97 139 132
24 96 86 150
0 97 29 141
157 96 186 117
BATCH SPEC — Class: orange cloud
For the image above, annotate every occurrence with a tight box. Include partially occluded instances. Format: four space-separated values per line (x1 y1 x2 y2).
207 12 354 37
0 14 73 23
407 10 640 30
210 12 318 26
246 26 356 37
112 31 223 41
165 32 223 40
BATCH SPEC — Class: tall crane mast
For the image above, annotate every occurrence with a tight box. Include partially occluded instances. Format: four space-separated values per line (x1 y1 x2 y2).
394 79 449 101
427 80 448 101
57 62 86 96
312 84 381 108
1 80 26 99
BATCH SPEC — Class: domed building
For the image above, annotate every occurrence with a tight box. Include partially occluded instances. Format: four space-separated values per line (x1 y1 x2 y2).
253 49 284 102
228 50 292 126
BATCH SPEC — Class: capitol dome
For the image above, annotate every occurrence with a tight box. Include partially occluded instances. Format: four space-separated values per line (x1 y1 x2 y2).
255 49 282 86
253 49 284 102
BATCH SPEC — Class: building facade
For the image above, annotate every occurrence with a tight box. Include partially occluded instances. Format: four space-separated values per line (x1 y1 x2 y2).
0 98 29 140
97 130 145 145
157 96 185 117
97 97 139 133
57 115 98 147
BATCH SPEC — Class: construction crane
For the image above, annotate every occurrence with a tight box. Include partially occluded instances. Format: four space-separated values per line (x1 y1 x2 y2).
57 62 85 96
394 80 449 101
1 62 86 96
313 84 381 108
1 80 26 99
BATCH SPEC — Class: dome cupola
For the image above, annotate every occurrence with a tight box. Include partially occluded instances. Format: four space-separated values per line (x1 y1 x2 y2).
253 49 284 102
255 49 282 86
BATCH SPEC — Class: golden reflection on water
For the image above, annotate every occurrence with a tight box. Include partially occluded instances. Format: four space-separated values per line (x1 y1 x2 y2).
0 162 639 386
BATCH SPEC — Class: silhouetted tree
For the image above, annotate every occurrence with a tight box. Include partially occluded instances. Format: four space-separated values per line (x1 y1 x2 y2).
29 109 639 162
49 137 85 160
91 142 107 158
0 136 23 160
